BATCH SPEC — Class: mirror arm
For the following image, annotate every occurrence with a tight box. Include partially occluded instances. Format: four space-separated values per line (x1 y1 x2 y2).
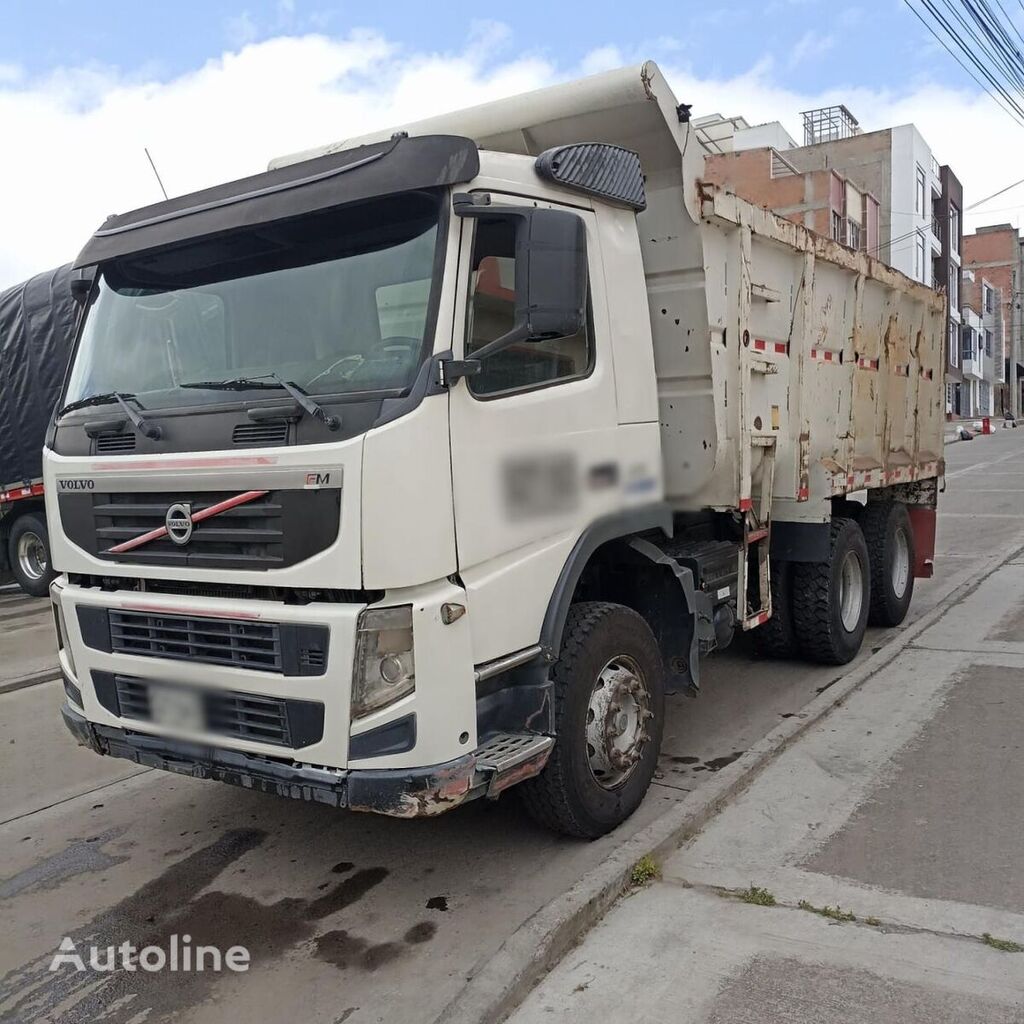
470 322 531 363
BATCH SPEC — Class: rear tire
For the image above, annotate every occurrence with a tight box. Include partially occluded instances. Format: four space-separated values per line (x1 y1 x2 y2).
751 558 799 658
861 501 915 627
8 513 55 598
518 602 665 839
792 518 870 665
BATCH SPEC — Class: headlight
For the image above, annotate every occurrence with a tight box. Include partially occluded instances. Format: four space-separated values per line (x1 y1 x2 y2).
352 605 415 719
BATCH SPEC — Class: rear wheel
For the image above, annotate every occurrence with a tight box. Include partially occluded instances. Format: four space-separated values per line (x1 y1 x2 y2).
8 512 55 598
518 602 665 838
861 501 915 626
792 518 870 665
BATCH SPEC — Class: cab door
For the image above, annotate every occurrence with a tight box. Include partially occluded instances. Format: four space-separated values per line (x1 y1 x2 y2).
447 193 622 664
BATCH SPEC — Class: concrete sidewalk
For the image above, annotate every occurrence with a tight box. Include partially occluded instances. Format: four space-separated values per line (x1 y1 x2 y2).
509 556 1024 1022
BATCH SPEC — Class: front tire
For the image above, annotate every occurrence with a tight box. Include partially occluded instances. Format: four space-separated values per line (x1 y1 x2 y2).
792 518 870 665
518 602 665 838
8 513 55 598
861 501 915 626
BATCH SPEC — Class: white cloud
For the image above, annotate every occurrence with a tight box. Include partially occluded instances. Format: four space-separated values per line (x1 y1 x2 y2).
0 30 1020 289
788 30 835 68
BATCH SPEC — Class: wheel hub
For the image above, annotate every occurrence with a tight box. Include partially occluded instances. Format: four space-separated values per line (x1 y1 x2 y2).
891 527 910 599
16 531 47 582
838 549 864 632
585 655 652 789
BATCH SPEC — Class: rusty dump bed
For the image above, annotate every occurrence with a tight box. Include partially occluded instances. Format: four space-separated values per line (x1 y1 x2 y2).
652 182 946 520
273 60 946 523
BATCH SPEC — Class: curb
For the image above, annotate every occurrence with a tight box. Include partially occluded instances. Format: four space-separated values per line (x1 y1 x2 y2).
0 666 61 695
435 536 1024 1024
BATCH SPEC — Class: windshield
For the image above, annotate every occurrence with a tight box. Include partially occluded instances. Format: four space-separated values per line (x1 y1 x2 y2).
63 190 445 412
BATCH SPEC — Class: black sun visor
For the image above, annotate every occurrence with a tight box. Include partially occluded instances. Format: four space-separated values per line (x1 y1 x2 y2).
74 134 480 268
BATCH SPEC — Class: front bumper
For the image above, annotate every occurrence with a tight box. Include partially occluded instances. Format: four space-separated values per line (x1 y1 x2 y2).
61 701 482 818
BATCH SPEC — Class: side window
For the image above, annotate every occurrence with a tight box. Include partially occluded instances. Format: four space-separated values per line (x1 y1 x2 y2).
466 216 591 398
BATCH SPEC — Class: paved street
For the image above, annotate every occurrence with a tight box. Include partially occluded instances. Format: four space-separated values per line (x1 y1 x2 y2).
511 431 1024 1023
1 429 1022 1024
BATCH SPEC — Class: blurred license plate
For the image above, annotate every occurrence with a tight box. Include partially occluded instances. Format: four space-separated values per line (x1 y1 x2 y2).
148 684 204 732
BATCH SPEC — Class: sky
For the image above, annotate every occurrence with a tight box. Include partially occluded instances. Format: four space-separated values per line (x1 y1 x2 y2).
2 0 1024 288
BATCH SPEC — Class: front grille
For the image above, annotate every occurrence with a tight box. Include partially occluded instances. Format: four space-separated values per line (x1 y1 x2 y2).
95 433 136 453
94 671 325 748
77 606 329 676
232 422 289 446
59 487 341 571
109 610 282 671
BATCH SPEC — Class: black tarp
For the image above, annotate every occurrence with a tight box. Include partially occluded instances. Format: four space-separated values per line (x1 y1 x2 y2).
0 264 78 487
74 134 480 268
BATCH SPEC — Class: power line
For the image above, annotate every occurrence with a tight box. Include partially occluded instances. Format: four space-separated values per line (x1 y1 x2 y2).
905 0 1024 127
967 173 1024 208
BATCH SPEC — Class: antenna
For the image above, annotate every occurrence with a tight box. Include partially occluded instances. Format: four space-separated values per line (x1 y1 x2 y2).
144 147 169 200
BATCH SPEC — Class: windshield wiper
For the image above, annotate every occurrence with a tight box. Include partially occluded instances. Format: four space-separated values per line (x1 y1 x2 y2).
58 391 162 440
181 374 340 430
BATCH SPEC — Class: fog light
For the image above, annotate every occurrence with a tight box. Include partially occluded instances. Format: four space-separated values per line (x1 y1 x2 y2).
352 606 415 719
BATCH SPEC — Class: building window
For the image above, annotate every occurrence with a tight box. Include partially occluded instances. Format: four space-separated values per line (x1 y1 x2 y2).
985 328 993 356
948 267 959 308
949 321 959 367
831 211 844 243
916 164 927 215
950 203 960 253
915 231 926 282
961 326 973 364
847 220 861 250
983 284 995 313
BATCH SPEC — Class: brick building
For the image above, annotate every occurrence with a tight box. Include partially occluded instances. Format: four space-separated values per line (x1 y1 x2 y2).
703 147 880 253
962 224 1023 418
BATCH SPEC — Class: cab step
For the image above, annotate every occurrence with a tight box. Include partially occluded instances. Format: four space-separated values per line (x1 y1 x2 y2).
474 732 554 798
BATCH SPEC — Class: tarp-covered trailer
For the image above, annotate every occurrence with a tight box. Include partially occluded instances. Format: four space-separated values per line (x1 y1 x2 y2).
0 264 78 595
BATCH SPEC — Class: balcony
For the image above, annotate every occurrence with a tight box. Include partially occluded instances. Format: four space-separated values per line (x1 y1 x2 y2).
929 216 943 253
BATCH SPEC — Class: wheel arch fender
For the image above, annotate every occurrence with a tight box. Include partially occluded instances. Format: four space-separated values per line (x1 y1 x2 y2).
538 504 705 692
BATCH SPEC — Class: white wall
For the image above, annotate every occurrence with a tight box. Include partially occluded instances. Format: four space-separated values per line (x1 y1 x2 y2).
733 121 799 152
889 124 939 285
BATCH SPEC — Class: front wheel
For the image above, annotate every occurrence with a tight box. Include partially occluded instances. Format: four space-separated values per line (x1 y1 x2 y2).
8 512 56 598
518 602 665 838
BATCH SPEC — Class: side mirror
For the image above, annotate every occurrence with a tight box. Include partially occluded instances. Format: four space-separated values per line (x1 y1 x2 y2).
455 199 587 363
70 268 96 306
515 207 588 342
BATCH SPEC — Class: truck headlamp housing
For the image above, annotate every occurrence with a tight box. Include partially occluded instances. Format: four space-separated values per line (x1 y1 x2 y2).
352 606 415 719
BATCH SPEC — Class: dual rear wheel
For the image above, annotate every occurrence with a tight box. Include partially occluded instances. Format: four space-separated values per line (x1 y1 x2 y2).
758 502 915 665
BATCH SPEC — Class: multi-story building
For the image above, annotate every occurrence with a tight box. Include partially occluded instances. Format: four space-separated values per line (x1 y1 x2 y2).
692 114 799 155
962 224 1023 418
699 106 964 403
703 147 880 254
959 304 995 417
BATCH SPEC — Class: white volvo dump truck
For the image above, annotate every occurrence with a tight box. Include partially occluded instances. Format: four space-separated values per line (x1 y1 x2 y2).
47 63 944 837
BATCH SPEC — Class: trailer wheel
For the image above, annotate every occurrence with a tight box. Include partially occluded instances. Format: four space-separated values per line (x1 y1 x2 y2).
518 602 665 838
792 518 870 665
861 501 915 627
8 513 55 598
751 559 799 658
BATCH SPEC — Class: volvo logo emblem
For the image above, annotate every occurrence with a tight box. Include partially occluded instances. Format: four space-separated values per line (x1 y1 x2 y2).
165 503 193 546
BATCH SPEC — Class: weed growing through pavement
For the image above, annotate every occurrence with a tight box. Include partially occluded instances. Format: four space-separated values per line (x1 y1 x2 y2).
738 885 777 907
798 900 856 922
630 855 660 887
981 933 1023 953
